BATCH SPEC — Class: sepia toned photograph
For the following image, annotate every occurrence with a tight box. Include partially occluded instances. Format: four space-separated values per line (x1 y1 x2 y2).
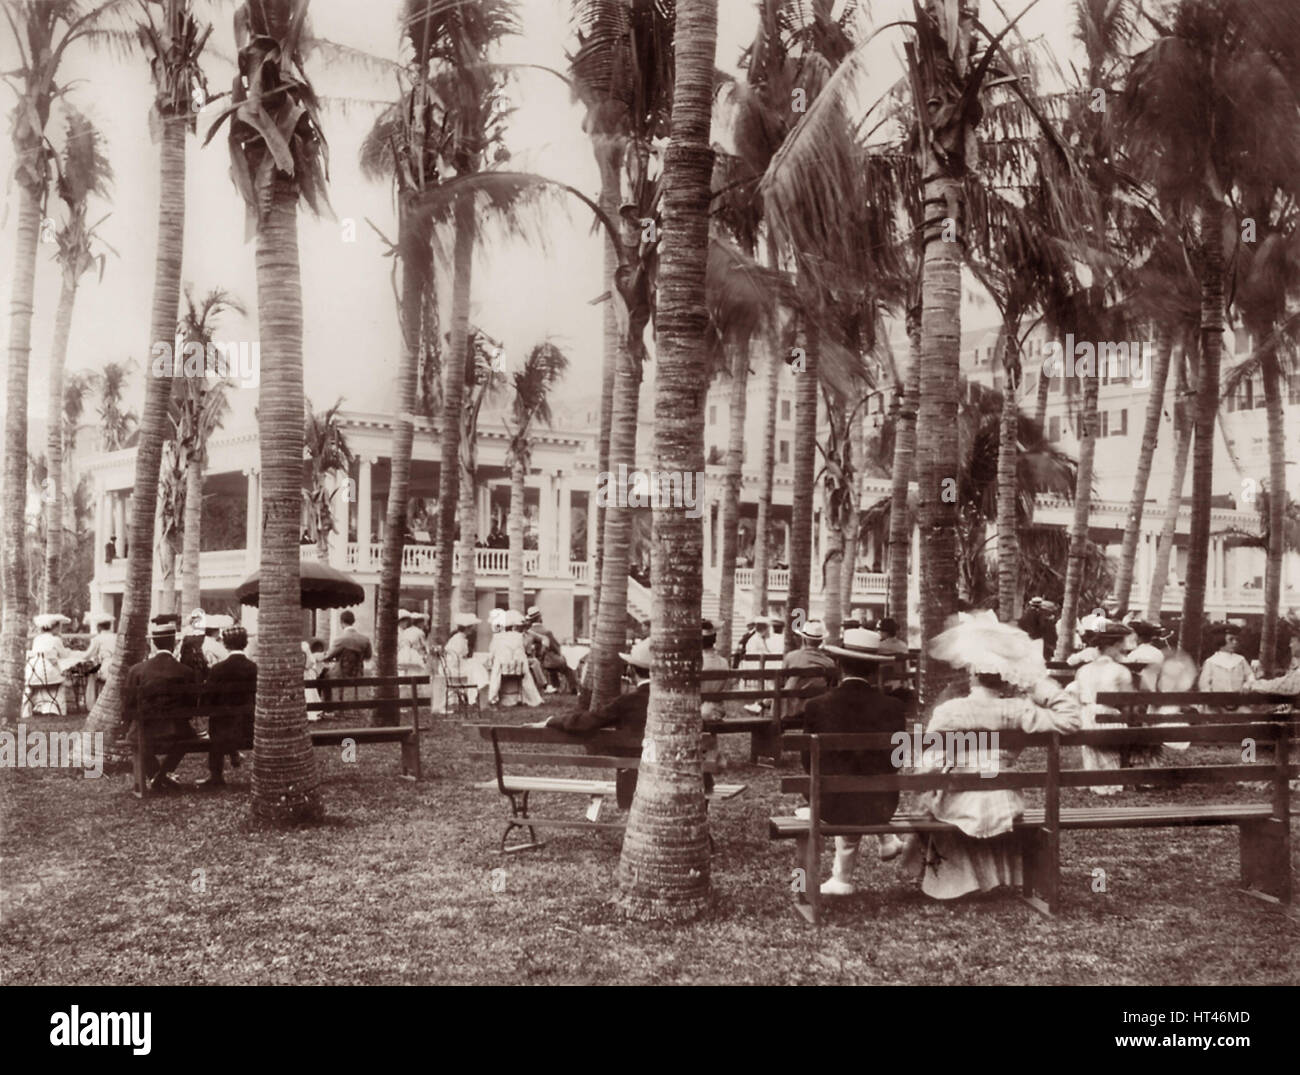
0 0 1295 1018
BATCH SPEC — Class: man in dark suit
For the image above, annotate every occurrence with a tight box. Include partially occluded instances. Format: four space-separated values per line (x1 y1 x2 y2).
200 626 257 789
125 622 200 792
801 644 907 896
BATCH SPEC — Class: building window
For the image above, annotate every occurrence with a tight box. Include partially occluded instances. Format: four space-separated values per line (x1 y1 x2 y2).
780 399 791 421
779 440 790 464
1048 415 1060 442
1117 408 1127 436
1235 328 1251 354
1100 410 1109 437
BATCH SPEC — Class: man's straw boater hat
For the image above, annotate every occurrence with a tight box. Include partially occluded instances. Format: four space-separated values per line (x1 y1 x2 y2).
797 619 827 642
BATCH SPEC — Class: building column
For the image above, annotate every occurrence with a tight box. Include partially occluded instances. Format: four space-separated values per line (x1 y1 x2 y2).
356 458 374 569
243 468 260 572
113 494 126 559
538 472 557 574
586 489 597 562
93 480 107 577
557 481 572 572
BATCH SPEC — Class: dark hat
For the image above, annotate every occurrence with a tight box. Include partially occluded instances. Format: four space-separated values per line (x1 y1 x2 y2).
1090 619 1133 644
151 613 180 628
1127 619 1164 642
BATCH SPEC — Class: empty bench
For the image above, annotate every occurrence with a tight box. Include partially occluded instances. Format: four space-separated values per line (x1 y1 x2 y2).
701 666 835 765
770 695 1296 924
470 724 747 853
131 674 425 796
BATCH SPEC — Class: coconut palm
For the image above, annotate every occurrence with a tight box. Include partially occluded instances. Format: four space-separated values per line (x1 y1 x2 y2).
505 342 569 612
886 305 920 629
1120 0 1300 658
0 0 124 721
95 360 139 450
42 109 113 614
85 0 214 752
457 329 506 615
205 0 330 822
303 398 355 560
615 0 716 924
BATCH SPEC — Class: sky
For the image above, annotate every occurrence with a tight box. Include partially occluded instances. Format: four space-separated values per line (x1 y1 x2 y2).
0 0 1087 443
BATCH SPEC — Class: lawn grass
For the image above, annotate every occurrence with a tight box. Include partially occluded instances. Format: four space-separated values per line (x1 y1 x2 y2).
1 698 1296 985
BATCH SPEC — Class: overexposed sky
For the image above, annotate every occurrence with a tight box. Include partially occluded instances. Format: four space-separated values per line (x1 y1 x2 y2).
0 0 1088 440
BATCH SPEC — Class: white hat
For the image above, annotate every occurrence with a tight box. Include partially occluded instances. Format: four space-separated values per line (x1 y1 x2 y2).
94 613 115 627
798 619 827 641
410 611 428 622
488 608 505 631
187 607 207 632
397 609 414 621
526 605 541 620
453 611 480 628
843 627 881 649
928 612 1046 690
33 613 70 630
619 637 652 670
504 609 526 627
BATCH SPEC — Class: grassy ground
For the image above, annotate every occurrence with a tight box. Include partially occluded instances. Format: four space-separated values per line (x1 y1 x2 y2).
1 697 1296 985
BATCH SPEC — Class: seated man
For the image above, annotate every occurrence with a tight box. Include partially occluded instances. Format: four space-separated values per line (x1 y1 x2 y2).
125 621 201 792
700 619 731 722
875 617 909 656
781 618 838 723
324 609 373 701
800 641 907 896
526 607 578 694
201 625 257 789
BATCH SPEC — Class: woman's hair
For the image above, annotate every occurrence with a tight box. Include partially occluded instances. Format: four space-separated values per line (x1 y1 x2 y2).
308 637 325 653
973 672 1016 696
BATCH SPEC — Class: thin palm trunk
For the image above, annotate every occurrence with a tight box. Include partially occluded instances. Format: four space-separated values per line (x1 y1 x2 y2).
715 345 748 655
43 274 78 613
785 321 817 655
1055 371 1099 659
458 430 477 612
431 194 474 646
887 323 919 631
250 171 320 822
376 213 424 680
995 323 1020 622
1147 352 1189 619
180 456 202 615
508 455 526 611
616 0 716 921
1259 344 1285 673
751 333 780 620
0 182 40 721
822 478 844 643
1180 197 1225 661
915 172 965 700
86 121 185 750
1112 328 1172 614
592 170 620 630
839 414 861 634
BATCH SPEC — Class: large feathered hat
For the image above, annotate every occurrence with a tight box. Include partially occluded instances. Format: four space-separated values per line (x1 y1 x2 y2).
928 610 1046 690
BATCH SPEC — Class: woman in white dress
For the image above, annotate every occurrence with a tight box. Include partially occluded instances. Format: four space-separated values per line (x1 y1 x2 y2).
1197 622 1254 692
396 610 429 678
1072 620 1136 794
24 613 75 716
487 610 542 706
898 614 1081 899
82 614 117 709
442 611 488 710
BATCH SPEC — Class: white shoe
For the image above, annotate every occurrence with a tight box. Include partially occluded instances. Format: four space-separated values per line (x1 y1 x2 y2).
878 834 904 861
819 877 856 897
793 806 810 820
545 686 557 694
743 703 762 714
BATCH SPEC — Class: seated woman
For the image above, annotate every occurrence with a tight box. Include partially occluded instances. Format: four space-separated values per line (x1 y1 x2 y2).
1072 620 1135 794
1198 622 1254 692
25 613 75 716
899 614 1081 900
487 610 542 707
441 612 488 710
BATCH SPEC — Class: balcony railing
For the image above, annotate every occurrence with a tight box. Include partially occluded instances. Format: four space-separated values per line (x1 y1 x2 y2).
730 566 885 596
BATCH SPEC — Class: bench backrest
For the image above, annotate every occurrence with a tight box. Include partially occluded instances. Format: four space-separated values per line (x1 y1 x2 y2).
780 713 1296 834
304 674 424 721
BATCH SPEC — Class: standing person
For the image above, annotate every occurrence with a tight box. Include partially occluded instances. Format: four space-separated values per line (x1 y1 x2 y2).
200 625 257 789
24 613 75 716
178 608 210 683
303 638 326 716
781 619 838 723
700 619 732 722
83 614 117 709
1198 622 1255 692
325 609 373 702
202 614 232 667
1072 620 1135 795
397 610 429 679
124 621 200 792
742 616 776 714
898 616 1081 900
799 641 907 897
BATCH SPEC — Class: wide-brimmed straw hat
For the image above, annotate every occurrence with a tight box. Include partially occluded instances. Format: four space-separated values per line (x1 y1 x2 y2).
928 611 1046 690
504 609 526 627
453 611 480 628
33 613 71 630
619 637 652 670
798 619 827 641
1089 618 1134 644
843 626 881 650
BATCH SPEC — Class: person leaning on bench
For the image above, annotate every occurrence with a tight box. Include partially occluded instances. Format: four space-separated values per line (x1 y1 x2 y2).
199 625 257 790
532 635 714 809
798 638 907 897
125 617 199 793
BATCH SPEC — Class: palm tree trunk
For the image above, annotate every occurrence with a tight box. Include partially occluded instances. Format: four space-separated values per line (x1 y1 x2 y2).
714 345 748 655
1055 370 1099 659
250 172 321 823
43 273 78 613
376 212 424 680
592 169 620 631
822 478 844 643
588 341 640 709
616 0 715 921
1259 343 1286 673
160 541 178 616
785 321 817 655
839 416 861 635
1180 196 1225 661
508 454 526 611
87 121 185 749
995 376 1019 622
915 173 965 700
431 194 474 647
751 332 780 620
180 456 202 615
1112 328 1172 615
458 429 478 612
887 320 919 632
1147 351 1189 619
0 182 40 721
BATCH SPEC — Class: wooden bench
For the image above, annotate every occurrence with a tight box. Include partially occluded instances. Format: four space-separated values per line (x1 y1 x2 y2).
701 666 835 765
770 695 1296 924
470 724 747 853
131 674 424 796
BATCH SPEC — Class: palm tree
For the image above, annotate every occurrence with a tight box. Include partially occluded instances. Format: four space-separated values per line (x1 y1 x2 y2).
303 398 355 561
1147 337 1194 619
615 0 716 924
43 109 113 614
886 307 920 630
1 0 122 721
155 437 185 615
63 370 98 534
206 0 330 823
1120 0 1299 658
751 337 781 619
95 360 139 450
457 329 506 614
505 342 569 612
86 0 213 753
